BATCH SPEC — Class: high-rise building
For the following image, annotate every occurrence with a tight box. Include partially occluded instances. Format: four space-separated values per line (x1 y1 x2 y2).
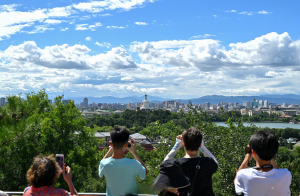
205 102 210 110
234 102 239 107
126 103 131 109
174 102 179 109
264 100 269 108
83 98 88 108
251 99 259 108
166 101 169 107
188 100 192 105
243 101 250 108
259 100 264 107
0 97 6 106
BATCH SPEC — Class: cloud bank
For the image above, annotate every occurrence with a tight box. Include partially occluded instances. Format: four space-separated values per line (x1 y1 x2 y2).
0 32 300 98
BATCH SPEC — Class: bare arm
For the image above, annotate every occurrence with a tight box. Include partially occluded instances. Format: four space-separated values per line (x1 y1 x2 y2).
128 139 148 174
234 153 252 183
271 159 279 169
102 147 113 159
63 165 78 196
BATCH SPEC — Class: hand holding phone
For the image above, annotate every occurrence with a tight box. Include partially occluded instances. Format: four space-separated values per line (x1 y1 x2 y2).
245 146 252 155
128 138 134 148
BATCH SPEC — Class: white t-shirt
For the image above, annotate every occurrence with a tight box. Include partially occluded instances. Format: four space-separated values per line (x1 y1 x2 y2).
235 168 292 196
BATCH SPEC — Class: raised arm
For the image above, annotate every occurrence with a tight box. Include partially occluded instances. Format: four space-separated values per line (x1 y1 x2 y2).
200 139 218 165
102 146 114 159
127 138 148 174
164 135 183 161
62 164 78 196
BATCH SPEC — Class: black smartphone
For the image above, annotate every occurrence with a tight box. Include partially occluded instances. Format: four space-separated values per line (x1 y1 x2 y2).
55 154 64 170
128 139 134 148
245 146 252 155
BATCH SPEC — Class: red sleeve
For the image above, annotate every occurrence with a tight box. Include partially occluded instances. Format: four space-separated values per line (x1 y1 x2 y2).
58 189 70 196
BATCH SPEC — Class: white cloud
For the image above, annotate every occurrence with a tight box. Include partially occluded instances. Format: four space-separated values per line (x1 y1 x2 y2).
72 0 156 13
239 11 253 15
86 37 91 41
99 13 112 16
26 25 54 34
0 41 137 71
135 22 148 25
0 4 20 12
76 22 102 31
191 34 215 39
121 76 135 81
131 32 300 71
44 19 62 24
132 40 207 49
95 42 111 48
0 0 156 40
226 10 237 13
1 31 300 98
0 23 33 41
61 27 69 31
79 15 92 20
75 24 88 30
258 10 272 14
213 15 217 18
106 26 125 29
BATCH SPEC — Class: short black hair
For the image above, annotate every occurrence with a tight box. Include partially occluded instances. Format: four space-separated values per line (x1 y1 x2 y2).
110 126 130 149
182 127 202 151
249 131 279 161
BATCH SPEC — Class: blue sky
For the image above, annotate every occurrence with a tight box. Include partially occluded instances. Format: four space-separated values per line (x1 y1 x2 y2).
1 0 300 99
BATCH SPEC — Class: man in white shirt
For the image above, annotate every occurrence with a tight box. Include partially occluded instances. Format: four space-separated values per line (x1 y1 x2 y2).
234 131 292 196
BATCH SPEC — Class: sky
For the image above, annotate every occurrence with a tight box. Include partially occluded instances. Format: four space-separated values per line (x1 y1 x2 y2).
1 0 300 99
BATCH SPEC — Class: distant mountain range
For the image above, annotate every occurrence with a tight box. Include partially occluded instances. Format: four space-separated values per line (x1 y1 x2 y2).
60 94 300 105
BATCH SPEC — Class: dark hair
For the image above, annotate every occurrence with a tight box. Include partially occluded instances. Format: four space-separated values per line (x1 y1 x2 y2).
110 126 130 149
26 155 60 187
158 189 178 196
182 127 202 151
249 131 279 161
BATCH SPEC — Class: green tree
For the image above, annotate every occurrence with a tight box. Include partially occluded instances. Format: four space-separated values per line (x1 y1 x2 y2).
0 91 104 192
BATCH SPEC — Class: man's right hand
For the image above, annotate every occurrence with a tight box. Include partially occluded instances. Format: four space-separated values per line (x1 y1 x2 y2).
127 138 137 154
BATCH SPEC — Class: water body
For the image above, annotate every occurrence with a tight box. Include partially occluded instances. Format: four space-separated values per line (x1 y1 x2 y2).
214 122 300 129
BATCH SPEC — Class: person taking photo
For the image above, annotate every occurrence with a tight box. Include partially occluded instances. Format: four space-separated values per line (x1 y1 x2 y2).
164 127 218 196
234 131 292 196
99 126 147 196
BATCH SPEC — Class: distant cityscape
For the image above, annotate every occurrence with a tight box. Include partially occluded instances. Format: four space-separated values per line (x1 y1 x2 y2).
1 94 299 119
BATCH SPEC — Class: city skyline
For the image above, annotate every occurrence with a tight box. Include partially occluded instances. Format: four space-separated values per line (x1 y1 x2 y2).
1 0 300 99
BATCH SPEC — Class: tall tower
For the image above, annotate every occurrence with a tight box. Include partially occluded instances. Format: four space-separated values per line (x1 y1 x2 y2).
83 97 88 108
145 94 147 101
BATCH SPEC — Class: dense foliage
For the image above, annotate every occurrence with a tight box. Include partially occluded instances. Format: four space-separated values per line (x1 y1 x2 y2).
86 109 188 134
1 91 300 195
0 90 103 192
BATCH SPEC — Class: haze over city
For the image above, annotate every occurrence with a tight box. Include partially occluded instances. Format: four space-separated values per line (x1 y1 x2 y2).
1 0 300 99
